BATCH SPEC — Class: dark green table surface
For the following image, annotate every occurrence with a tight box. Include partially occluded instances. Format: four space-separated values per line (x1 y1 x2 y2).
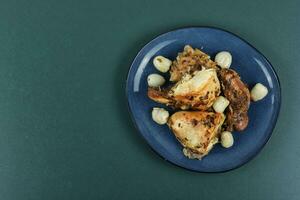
0 0 299 199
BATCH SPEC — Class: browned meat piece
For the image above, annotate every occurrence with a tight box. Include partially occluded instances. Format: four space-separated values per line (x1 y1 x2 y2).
218 69 250 131
147 87 172 105
169 45 218 82
148 69 221 110
168 111 225 159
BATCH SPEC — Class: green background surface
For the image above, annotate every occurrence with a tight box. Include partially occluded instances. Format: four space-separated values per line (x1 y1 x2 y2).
0 0 299 199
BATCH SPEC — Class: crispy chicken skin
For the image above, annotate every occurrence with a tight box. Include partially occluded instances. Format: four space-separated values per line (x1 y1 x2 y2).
218 69 250 131
169 45 218 82
148 69 221 110
168 111 225 159
147 88 172 105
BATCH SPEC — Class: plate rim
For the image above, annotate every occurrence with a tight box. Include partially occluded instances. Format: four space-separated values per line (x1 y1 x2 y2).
125 26 282 173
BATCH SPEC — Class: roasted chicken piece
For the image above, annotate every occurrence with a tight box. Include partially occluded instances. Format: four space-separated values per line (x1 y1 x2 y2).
169 45 217 82
219 69 250 131
148 69 221 110
168 111 225 159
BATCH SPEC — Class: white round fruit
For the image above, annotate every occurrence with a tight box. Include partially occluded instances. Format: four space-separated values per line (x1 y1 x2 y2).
215 51 232 68
213 96 230 113
151 107 169 125
147 74 165 87
153 56 172 73
221 131 234 148
251 83 268 101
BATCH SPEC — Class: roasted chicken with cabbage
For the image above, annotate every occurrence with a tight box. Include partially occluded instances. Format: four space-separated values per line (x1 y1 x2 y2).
147 45 258 160
148 69 221 110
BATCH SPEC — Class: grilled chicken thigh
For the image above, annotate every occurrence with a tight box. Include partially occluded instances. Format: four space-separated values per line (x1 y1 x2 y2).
168 111 225 159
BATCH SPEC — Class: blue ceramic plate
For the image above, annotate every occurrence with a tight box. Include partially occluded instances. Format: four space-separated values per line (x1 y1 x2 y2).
126 27 281 172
